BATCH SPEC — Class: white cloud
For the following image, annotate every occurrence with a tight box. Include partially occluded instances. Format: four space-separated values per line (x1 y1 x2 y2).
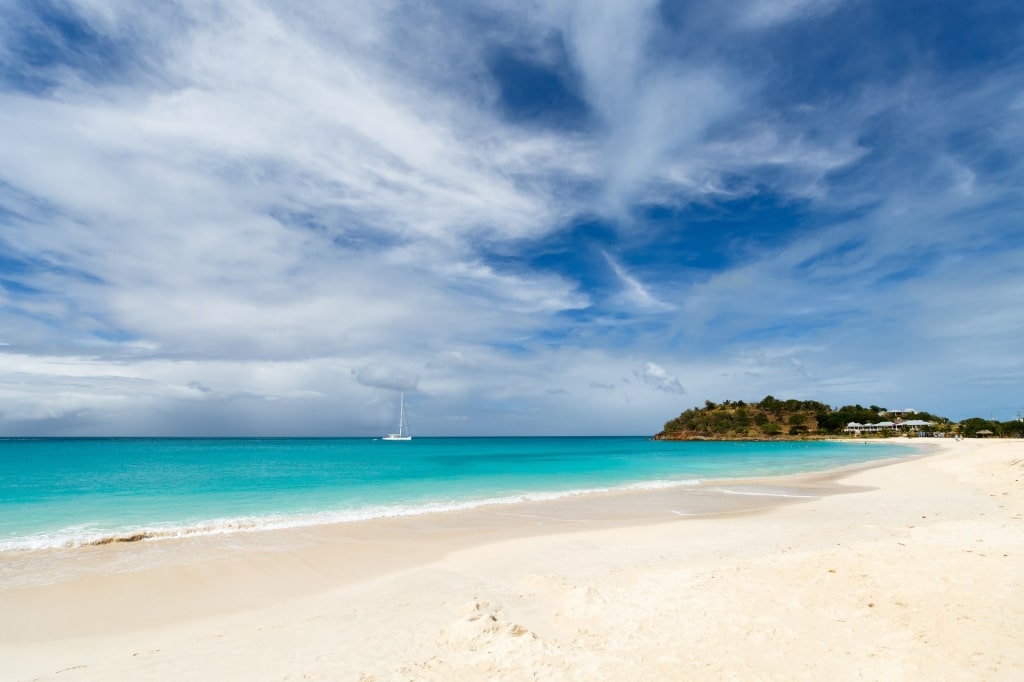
736 0 846 29
352 363 418 392
554 1 743 216
641 362 685 394
0 4 608 369
602 252 674 311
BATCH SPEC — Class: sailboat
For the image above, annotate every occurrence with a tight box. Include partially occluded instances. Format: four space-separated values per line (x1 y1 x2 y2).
382 392 412 441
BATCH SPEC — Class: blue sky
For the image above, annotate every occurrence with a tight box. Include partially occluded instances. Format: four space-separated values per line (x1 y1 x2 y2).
0 0 1022 436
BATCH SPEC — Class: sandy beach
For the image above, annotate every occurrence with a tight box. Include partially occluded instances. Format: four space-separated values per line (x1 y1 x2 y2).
2 438 1022 681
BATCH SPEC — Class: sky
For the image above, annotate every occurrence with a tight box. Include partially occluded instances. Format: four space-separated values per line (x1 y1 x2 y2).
0 0 1022 436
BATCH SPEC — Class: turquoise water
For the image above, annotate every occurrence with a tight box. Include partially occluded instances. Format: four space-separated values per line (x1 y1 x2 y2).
0 437 915 551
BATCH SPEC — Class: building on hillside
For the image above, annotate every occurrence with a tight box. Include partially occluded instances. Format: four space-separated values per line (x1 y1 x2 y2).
844 421 891 434
844 419 934 435
885 408 917 418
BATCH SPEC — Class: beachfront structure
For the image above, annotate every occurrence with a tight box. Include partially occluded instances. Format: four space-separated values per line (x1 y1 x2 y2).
884 408 917 418
845 421 895 434
844 419 934 435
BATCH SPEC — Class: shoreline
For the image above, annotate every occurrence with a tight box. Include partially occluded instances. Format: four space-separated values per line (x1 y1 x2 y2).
0 437 927 555
3 438 1021 680
0 440 932 592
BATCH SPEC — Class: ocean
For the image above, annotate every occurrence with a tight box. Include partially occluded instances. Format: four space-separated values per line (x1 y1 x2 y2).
0 437 917 552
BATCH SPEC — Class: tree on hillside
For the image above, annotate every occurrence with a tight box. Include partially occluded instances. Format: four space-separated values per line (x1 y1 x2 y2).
1000 420 1024 438
735 407 751 429
817 405 884 434
912 411 947 424
959 417 1000 437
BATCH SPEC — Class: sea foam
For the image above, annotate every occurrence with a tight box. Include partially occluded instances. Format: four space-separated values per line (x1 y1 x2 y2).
0 477 703 552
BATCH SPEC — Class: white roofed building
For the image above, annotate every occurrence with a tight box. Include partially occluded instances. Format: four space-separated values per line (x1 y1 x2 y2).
845 419 934 435
885 408 917 418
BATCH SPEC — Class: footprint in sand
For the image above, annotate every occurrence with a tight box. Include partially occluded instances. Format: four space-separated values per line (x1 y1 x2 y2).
443 600 539 650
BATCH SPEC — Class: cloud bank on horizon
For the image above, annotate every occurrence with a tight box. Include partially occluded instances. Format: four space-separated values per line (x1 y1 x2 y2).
0 0 1021 436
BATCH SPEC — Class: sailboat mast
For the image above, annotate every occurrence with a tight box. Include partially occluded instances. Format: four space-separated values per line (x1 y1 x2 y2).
382 391 412 440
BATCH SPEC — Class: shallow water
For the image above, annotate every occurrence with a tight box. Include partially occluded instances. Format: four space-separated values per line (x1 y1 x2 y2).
0 437 916 551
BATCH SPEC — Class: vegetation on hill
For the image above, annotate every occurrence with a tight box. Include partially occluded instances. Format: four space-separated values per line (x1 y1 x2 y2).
658 396 830 439
958 417 1024 439
655 396 1021 440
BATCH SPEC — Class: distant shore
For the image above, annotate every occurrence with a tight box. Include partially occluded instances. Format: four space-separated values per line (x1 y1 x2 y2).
653 433 919 440
2 438 1022 680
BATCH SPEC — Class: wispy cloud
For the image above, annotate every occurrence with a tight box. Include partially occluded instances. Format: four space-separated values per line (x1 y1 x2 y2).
736 0 846 29
602 251 674 311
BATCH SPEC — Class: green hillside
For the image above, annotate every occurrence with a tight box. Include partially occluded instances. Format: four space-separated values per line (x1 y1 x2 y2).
655 396 954 440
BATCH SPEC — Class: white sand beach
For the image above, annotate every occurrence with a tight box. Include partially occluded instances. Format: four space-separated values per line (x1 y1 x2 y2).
2 438 1022 681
